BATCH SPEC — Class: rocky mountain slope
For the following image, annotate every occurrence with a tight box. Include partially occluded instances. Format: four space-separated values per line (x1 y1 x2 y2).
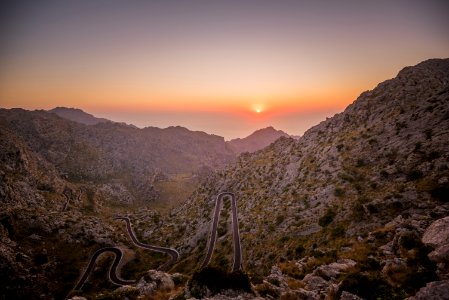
145 58 449 299
49 107 111 125
227 126 290 155
1 58 448 300
0 109 236 205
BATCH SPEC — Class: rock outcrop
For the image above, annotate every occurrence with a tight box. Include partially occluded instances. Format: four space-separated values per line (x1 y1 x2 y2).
422 217 449 278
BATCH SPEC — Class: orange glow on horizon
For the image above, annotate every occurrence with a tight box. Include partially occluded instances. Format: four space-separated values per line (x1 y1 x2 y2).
0 87 356 123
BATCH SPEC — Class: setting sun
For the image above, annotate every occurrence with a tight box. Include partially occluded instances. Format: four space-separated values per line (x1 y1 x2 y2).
256 108 262 113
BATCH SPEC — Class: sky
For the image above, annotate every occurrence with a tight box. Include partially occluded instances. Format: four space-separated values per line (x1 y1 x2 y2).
1 0 448 139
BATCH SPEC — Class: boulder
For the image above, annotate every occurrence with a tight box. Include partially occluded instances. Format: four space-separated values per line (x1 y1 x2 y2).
407 280 449 299
422 217 449 247
136 270 174 296
314 259 357 280
422 217 449 275
303 274 329 291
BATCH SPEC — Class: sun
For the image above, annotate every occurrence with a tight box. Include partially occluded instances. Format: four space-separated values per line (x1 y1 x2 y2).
252 103 266 114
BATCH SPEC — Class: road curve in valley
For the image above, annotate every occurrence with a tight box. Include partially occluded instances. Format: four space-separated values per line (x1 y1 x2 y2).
200 192 243 272
114 216 180 271
73 247 136 291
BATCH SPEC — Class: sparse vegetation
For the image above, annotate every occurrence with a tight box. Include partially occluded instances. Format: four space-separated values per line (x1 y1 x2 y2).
319 207 336 227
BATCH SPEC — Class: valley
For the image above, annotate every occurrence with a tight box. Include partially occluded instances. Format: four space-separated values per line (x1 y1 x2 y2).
1 59 449 299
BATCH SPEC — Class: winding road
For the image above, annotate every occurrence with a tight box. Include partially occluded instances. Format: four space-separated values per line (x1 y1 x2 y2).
114 216 180 271
200 192 243 272
73 247 136 291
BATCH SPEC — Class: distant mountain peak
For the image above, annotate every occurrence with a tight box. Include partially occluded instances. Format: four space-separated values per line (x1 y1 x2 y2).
49 107 111 125
251 126 284 135
227 126 290 154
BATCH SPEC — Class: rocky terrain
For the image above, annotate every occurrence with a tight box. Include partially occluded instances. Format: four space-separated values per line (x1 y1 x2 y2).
0 108 238 205
1 58 448 299
146 58 449 299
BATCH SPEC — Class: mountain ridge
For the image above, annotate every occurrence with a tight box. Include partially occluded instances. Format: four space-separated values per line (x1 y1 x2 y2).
49 107 111 125
48 106 290 154
1 58 448 299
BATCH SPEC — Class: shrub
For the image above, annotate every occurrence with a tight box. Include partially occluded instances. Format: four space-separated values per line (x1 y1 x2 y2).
407 170 423 181
319 208 336 227
430 185 449 202
334 187 345 197
331 225 345 238
255 282 280 298
279 235 290 243
276 214 285 225
295 244 305 256
356 158 366 167
339 272 407 300
413 142 422 152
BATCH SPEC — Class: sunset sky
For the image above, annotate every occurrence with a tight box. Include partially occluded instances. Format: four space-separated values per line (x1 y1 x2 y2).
1 0 448 139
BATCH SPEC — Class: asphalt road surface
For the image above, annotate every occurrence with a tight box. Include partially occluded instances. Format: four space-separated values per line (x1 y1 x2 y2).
114 216 180 271
73 246 136 291
200 192 243 272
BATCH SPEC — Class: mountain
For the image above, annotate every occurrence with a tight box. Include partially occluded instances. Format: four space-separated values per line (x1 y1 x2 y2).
227 126 290 154
50 107 290 155
49 107 111 125
1 58 448 299
145 59 449 299
0 109 236 205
